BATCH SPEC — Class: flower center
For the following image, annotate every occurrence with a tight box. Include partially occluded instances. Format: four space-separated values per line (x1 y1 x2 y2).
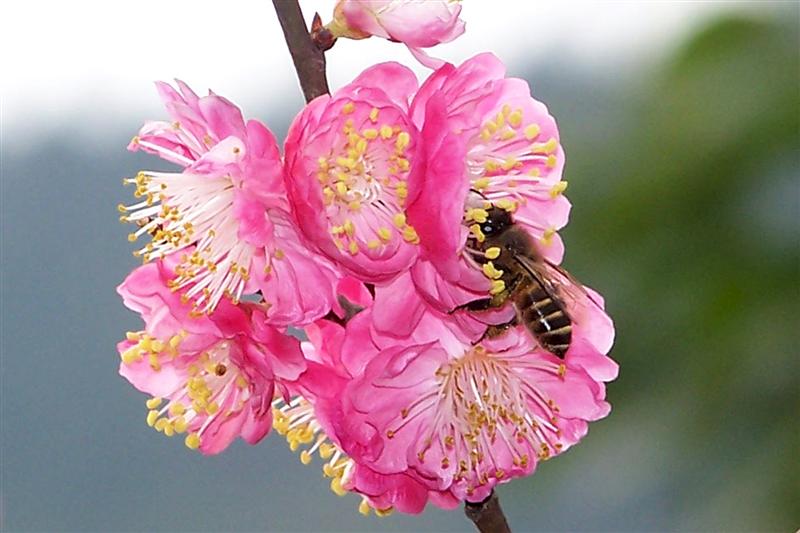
315 104 419 256
463 103 567 242
386 345 567 495
123 331 251 450
120 170 252 314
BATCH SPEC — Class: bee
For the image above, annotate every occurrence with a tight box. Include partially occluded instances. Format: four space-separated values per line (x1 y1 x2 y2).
459 205 597 358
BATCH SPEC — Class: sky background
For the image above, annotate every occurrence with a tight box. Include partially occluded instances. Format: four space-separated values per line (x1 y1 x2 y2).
2 1 798 532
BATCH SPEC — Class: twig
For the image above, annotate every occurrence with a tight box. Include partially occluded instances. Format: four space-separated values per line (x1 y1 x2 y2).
465 491 512 533
271 0 330 103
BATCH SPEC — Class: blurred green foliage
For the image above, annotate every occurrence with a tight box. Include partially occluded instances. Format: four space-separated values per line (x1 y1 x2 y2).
530 13 799 530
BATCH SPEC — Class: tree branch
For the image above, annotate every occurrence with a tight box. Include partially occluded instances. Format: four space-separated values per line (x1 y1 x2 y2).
465 491 512 533
271 0 330 103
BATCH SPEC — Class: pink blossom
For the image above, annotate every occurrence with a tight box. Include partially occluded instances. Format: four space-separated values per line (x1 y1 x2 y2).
342 310 616 502
396 53 571 315
122 80 339 324
284 63 422 282
117 258 305 454
327 0 465 68
270 288 460 515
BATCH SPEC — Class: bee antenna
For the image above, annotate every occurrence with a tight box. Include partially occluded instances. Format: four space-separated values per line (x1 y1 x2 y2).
469 188 488 200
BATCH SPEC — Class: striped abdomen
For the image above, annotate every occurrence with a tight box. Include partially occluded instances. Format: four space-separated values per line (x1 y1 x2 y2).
515 281 572 357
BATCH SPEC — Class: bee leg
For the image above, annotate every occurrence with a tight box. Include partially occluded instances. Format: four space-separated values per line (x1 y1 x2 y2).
449 297 496 314
475 317 519 344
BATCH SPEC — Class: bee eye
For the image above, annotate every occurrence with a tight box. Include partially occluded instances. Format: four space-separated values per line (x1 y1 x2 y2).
482 225 493 234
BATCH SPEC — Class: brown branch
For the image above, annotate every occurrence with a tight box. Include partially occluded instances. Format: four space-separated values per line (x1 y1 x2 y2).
271 0 330 103
465 491 512 533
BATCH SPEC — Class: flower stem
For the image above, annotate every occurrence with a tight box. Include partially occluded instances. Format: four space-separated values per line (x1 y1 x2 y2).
465 491 512 533
271 0 330 103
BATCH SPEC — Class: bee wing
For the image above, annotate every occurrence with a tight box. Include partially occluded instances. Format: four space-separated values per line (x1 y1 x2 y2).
542 259 604 310
512 254 601 324
511 254 572 317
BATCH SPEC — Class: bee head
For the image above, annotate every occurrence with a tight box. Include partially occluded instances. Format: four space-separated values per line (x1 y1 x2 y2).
481 206 513 237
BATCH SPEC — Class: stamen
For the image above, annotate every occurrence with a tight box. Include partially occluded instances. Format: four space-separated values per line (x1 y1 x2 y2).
386 345 566 488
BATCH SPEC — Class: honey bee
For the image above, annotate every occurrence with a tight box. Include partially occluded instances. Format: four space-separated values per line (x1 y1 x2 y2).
459 205 597 358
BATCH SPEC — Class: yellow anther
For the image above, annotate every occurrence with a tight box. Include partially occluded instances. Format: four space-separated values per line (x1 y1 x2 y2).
501 157 518 171
500 130 516 141
485 119 498 134
121 347 141 365
379 125 393 139
206 402 220 415
375 507 394 517
150 339 165 353
528 167 541 177
146 410 159 427
395 131 410 151
546 154 558 168
533 137 558 154
482 261 504 280
169 334 182 350
402 226 419 244
300 451 313 465
508 110 523 128
369 107 379 123
322 463 336 477
163 423 175 437
145 397 162 409
524 123 541 140
490 279 506 295
540 228 556 246
127 233 138 242
348 241 359 255
480 129 492 142
274 249 285 260
485 247 501 259
341 101 355 115
550 181 568 198
117 203 127 213
392 213 406 228
378 227 392 241
335 182 348 196
184 432 201 450
358 499 371 516
317 157 329 171
319 443 335 459
367 239 380 249
474 177 490 190
362 128 378 140
484 160 499 173
470 208 489 223
495 198 517 212
126 331 141 342
348 200 361 211
330 476 347 497
154 418 169 432
169 402 186 416
469 224 486 243
173 417 188 434
343 219 355 236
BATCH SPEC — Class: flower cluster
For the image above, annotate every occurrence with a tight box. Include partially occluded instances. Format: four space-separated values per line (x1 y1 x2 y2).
115 5 616 518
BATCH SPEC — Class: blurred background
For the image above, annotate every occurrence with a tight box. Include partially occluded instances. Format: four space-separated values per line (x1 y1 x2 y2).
1 1 798 531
